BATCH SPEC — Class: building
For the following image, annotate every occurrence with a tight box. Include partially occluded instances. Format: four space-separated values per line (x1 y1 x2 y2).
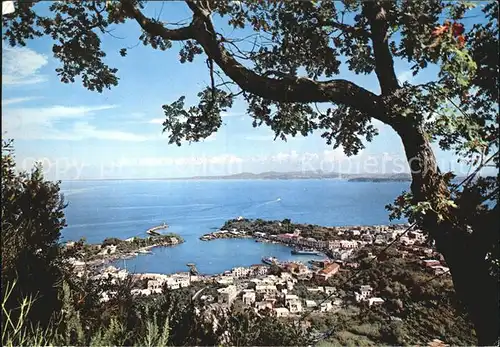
232 267 251 278
355 285 373 302
242 291 256 305
284 262 309 275
320 301 333 312
305 300 317 308
217 277 234 285
314 263 340 283
165 275 190 290
422 259 441 268
324 286 336 295
217 285 238 304
368 297 385 307
328 240 341 250
340 240 358 249
147 279 165 292
273 307 290 318
284 294 302 313
256 285 278 297
430 265 450 275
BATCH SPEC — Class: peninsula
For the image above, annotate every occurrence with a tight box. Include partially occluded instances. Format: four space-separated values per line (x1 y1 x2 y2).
64 233 184 269
201 218 408 244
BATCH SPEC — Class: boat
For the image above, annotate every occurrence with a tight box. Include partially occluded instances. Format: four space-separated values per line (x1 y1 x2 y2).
291 248 320 255
261 256 278 265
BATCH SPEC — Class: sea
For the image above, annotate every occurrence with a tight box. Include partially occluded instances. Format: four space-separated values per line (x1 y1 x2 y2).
60 179 410 275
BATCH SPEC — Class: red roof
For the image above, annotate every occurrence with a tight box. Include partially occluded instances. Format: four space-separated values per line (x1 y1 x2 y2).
319 263 340 275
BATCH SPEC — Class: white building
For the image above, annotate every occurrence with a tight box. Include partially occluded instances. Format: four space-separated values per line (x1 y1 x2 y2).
273 307 290 318
165 275 190 290
355 285 373 302
256 285 278 296
217 277 234 285
217 285 238 304
232 267 252 278
324 286 336 295
284 294 302 313
242 291 256 305
368 297 385 307
320 301 333 312
305 300 317 308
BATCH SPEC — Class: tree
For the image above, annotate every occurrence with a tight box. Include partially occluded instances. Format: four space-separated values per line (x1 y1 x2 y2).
1 140 67 325
2 1 498 344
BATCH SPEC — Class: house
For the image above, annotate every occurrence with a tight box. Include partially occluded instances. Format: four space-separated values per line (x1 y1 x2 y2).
284 262 309 275
340 240 358 249
422 259 441 268
165 275 190 290
284 294 302 313
320 301 333 312
316 240 329 249
250 264 268 276
305 300 317 308
256 285 278 297
273 307 290 318
328 240 341 249
324 286 336 295
232 267 251 278
217 277 234 285
314 263 340 283
430 265 450 275
332 298 343 307
355 285 373 302
242 291 256 305
217 285 238 304
368 297 385 307
147 279 165 292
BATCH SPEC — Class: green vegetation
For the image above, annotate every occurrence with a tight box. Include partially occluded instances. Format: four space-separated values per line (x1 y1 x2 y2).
1 139 67 326
308 250 476 346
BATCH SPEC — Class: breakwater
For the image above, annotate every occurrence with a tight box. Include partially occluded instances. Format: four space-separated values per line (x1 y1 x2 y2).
146 222 169 235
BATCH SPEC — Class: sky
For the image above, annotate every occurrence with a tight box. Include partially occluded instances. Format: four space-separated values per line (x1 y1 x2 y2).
1 1 491 180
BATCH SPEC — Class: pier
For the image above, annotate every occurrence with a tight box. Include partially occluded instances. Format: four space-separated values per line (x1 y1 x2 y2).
147 222 169 235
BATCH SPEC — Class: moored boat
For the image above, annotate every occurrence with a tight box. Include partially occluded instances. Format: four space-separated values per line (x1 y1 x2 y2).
261 256 278 265
291 248 320 255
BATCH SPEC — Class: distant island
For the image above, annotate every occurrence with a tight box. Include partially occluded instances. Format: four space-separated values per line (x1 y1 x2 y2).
347 173 412 182
73 171 470 182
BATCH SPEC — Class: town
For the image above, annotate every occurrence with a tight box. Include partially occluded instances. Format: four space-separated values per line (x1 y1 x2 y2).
70 218 451 321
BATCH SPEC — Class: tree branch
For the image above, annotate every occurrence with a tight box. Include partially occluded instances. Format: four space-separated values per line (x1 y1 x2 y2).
363 1 400 94
183 1 385 120
120 0 195 41
122 0 387 122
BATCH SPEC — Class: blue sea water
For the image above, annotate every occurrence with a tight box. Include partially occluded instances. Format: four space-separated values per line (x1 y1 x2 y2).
60 179 409 275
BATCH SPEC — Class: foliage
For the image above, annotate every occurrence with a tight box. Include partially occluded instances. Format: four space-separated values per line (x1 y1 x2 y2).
1 140 67 326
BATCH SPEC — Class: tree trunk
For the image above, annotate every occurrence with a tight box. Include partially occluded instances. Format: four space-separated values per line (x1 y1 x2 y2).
395 123 500 345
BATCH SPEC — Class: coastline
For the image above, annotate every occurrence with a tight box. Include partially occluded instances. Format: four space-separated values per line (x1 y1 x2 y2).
65 233 185 270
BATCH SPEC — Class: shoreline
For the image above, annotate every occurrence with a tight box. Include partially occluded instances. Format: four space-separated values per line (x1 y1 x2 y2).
66 233 185 271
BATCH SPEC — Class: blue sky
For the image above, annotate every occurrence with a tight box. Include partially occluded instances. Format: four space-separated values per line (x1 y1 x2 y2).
1 1 489 180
